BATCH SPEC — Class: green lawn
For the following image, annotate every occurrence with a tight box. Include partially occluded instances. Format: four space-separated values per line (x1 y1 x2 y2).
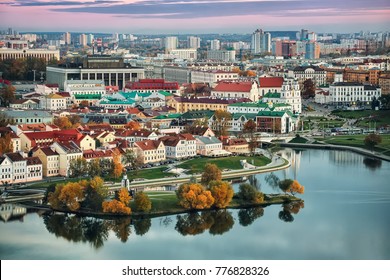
332 110 390 130
127 167 176 180
320 134 390 152
176 155 271 174
289 136 308 144
130 191 181 213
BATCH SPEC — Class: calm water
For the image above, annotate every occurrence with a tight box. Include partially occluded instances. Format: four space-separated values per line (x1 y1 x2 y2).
1 149 389 260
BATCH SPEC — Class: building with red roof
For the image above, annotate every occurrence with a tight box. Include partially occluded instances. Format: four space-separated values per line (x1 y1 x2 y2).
125 79 179 94
258 76 284 96
211 80 259 102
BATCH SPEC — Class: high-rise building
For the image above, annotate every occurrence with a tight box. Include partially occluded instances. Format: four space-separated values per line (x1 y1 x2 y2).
188 36 201 49
251 29 271 54
301 29 308 41
305 42 320 59
87 34 94 45
165 36 178 52
79 34 87 46
63 32 71 45
210 39 220 50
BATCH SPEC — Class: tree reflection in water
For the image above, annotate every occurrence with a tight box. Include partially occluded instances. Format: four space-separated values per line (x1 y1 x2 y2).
363 157 382 171
43 214 152 248
238 207 264 227
278 201 305 223
175 210 234 236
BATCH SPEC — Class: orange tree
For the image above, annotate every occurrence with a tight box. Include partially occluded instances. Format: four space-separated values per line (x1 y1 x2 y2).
134 191 152 212
176 183 214 210
102 188 132 215
48 181 87 211
209 180 234 208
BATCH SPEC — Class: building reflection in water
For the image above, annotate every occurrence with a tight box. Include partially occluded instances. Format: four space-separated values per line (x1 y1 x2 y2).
329 150 363 167
0 204 27 223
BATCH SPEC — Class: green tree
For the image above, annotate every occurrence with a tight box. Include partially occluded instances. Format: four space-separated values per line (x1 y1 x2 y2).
87 159 102 178
122 149 142 173
201 163 222 186
134 191 152 212
302 79 315 99
243 119 258 154
0 84 16 107
133 218 152 236
364 133 382 150
68 157 88 178
237 183 264 203
279 179 294 194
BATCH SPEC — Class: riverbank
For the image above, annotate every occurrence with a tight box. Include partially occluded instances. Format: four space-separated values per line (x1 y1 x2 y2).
21 193 303 219
281 142 390 162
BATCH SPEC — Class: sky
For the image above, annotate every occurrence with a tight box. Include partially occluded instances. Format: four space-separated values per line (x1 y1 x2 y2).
0 0 389 34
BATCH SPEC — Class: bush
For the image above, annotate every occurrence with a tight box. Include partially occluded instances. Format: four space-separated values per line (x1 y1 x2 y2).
134 191 152 212
237 183 264 203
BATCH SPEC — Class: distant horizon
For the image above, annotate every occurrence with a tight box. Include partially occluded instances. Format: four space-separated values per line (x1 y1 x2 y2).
1 0 389 35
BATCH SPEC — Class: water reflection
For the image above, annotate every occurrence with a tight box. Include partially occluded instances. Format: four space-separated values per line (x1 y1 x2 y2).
238 207 264 227
363 157 382 170
278 201 305 223
0 204 27 223
175 210 234 236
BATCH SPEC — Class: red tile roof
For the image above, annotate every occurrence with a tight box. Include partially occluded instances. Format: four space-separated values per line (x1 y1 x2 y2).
259 77 284 88
26 157 42 165
135 140 162 151
39 147 59 156
125 79 179 90
213 81 255 92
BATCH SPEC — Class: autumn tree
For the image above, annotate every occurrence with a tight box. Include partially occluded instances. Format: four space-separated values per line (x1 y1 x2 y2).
53 116 73 129
213 110 231 137
133 218 152 236
134 191 152 212
87 159 102 178
83 176 108 211
124 121 141 130
209 180 234 208
48 181 86 211
0 133 13 154
0 84 16 107
209 210 234 235
122 149 142 172
111 153 124 179
68 115 81 127
278 179 294 194
243 119 258 154
102 187 132 215
302 79 315 99
176 183 214 210
237 183 264 203
201 163 222 186
79 100 89 107
364 133 382 150
279 179 304 196
0 112 15 127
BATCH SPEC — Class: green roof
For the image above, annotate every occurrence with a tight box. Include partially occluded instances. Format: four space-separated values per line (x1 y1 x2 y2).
158 90 173 96
119 91 139 99
153 113 182 120
99 100 135 105
74 94 101 100
257 111 286 117
228 102 269 108
263 92 281 98
231 113 258 120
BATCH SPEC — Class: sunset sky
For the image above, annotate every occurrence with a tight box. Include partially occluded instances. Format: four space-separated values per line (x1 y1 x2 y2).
1 0 389 34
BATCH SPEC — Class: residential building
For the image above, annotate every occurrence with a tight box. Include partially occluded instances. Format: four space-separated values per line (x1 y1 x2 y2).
207 50 236 62
227 101 291 114
160 133 196 159
0 48 60 62
165 36 178 52
256 111 298 134
329 81 381 107
0 156 12 185
211 81 259 102
292 66 327 86
314 90 331 104
40 93 67 111
125 79 179 94
194 136 224 157
169 49 197 60
33 147 60 177
210 39 220 50
188 36 201 49
9 99 40 110
222 138 250 155
191 70 239 85
4 152 27 184
251 28 271 54
3 110 53 125
50 142 83 177
134 140 166 164
305 42 320 59
64 80 105 106
379 73 390 95
26 157 43 182
167 96 251 113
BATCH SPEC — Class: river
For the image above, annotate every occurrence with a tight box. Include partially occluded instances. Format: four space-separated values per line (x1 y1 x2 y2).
0 148 389 260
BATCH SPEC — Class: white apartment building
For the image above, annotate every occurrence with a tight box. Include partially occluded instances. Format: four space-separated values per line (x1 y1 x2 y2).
165 36 178 52
134 140 166 164
160 134 196 159
207 50 236 62
191 70 239 85
0 48 60 62
169 49 197 60
65 80 105 106
210 39 220 50
40 93 67 111
194 136 224 157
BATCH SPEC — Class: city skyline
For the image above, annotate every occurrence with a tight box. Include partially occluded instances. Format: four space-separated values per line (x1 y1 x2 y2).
1 0 389 34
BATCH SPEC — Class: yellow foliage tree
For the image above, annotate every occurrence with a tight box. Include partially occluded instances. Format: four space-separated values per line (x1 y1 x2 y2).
201 163 222 186
117 187 131 205
289 180 305 196
0 133 13 154
134 191 152 212
53 116 72 129
124 121 141 130
102 200 131 215
112 153 123 179
53 182 84 211
177 183 214 210
209 180 234 208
